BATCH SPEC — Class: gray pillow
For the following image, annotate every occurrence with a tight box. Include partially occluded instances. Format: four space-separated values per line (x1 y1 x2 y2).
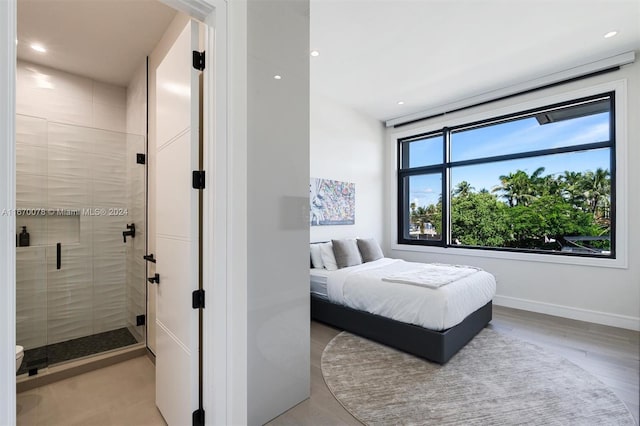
332 239 362 269
357 238 384 262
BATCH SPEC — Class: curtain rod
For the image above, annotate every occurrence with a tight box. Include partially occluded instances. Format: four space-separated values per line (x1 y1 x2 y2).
385 51 636 128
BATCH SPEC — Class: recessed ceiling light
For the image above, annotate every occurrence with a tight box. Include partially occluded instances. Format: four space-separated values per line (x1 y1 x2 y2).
310 50 320 57
397 101 405 105
30 43 46 53
604 31 618 39
274 75 282 80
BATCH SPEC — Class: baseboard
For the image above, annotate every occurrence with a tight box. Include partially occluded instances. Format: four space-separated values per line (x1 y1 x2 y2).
493 295 640 331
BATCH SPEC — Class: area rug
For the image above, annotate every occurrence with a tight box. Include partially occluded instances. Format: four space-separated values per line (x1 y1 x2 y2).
321 328 636 425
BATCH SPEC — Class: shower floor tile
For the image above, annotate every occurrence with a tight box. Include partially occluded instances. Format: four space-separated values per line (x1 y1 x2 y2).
18 327 139 376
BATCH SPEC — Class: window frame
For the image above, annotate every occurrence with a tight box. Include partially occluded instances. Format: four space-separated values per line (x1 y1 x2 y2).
388 79 628 268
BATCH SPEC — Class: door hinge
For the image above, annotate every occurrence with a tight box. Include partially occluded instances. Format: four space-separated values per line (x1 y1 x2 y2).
192 170 205 189
192 51 205 71
192 289 205 309
136 153 146 164
192 408 205 426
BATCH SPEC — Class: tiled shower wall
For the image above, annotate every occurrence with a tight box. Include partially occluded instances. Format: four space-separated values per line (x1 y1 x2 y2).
16 61 146 349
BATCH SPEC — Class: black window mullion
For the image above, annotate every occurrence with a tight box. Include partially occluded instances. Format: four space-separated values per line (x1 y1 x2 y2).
441 128 450 247
609 91 616 258
399 165 443 177
449 141 612 169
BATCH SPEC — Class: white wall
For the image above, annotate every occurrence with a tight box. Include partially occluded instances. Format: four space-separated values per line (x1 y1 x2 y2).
17 60 126 132
246 0 310 424
385 60 640 330
310 94 385 246
0 0 17 423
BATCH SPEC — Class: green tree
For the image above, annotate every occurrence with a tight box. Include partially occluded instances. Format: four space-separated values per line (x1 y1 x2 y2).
492 167 545 207
451 190 510 246
506 195 599 249
453 181 474 197
580 168 610 216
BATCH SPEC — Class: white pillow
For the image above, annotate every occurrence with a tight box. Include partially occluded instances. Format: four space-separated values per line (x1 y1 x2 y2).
319 242 338 271
310 244 324 269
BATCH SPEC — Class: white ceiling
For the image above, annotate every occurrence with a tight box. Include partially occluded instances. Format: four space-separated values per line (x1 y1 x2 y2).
17 0 177 87
310 0 640 122
15 0 639 114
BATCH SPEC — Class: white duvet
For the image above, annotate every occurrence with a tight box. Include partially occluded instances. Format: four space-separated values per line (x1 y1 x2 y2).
326 258 496 331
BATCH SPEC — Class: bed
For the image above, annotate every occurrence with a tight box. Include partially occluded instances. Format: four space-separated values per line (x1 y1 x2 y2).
310 257 496 364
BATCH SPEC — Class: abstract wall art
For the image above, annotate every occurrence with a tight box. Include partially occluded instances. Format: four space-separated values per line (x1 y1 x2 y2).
310 178 355 226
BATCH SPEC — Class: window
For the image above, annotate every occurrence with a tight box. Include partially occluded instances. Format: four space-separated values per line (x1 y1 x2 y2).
397 93 615 258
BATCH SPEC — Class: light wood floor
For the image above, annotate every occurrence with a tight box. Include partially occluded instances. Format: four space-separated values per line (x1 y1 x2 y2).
17 306 639 425
269 306 640 425
17 356 166 426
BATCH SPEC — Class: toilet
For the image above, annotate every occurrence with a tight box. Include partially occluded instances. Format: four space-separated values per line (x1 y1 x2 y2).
16 345 24 372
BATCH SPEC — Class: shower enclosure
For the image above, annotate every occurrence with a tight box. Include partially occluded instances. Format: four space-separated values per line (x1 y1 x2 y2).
15 114 147 375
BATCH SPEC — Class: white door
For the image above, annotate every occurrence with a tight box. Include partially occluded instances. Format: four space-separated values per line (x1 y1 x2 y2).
155 20 201 426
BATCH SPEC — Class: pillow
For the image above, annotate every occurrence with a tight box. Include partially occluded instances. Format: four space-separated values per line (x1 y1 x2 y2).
319 242 338 271
310 243 324 269
332 239 363 269
357 238 384 262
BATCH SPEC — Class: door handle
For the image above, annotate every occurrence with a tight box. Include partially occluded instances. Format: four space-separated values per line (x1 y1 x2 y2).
143 253 156 263
148 273 160 284
56 242 61 270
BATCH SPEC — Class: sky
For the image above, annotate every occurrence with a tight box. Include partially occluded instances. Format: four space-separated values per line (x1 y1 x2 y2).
409 111 611 208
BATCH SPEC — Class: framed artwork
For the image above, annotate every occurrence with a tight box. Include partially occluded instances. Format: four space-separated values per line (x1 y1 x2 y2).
310 178 355 226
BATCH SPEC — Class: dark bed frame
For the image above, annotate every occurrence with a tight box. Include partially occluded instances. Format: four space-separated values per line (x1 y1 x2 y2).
311 295 492 364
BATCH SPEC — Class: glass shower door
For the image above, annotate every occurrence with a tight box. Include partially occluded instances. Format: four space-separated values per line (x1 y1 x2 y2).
16 115 147 375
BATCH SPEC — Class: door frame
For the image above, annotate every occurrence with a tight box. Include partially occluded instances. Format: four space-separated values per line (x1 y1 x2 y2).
0 0 242 424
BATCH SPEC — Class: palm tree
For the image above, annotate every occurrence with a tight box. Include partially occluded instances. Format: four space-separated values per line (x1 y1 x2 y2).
581 168 610 216
492 167 545 207
453 181 474 197
560 171 586 209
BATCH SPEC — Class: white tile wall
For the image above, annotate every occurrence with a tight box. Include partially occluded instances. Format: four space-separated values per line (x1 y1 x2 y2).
15 60 146 351
17 60 127 132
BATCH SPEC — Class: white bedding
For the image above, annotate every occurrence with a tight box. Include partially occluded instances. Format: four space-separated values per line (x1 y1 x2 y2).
321 258 496 331
310 268 329 299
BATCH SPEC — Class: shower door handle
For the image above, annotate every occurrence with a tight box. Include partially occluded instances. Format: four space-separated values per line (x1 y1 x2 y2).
56 242 61 270
148 273 160 284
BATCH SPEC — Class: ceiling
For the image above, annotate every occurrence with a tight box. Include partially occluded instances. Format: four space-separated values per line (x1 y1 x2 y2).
17 0 177 87
310 0 640 122
15 0 640 116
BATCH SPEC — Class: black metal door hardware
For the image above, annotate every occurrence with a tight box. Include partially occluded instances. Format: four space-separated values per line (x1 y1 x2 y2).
192 289 205 309
56 242 61 270
122 223 135 243
148 273 160 284
143 253 156 263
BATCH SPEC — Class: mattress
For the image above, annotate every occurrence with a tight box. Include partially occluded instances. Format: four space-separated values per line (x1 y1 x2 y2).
313 258 496 331
310 268 329 299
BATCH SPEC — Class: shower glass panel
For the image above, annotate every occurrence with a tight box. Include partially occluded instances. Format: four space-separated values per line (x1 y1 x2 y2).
15 115 146 376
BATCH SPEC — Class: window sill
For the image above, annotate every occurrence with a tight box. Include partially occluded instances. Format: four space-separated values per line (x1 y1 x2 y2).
390 242 628 269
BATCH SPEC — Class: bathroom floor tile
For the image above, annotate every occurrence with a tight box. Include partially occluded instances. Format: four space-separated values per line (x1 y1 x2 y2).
18 328 137 375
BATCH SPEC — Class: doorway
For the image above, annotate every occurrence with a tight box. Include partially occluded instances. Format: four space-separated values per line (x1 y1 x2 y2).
14 0 175 378
2 0 229 424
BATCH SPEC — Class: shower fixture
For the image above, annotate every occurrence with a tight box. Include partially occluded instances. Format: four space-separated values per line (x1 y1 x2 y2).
123 223 136 243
